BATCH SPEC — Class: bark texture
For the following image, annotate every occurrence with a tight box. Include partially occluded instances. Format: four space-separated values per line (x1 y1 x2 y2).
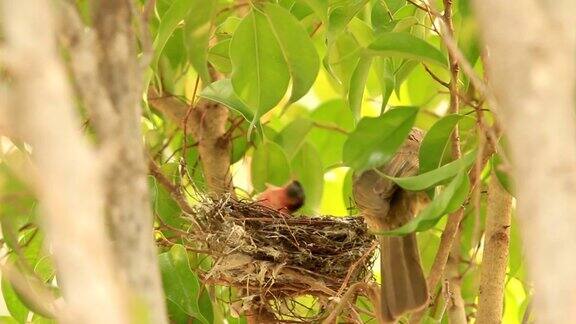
473 0 576 321
148 90 232 195
59 2 168 322
477 176 512 324
0 0 128 322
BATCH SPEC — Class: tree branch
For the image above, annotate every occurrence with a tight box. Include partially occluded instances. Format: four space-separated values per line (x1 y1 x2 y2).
476 175 512 323
147 88 233 195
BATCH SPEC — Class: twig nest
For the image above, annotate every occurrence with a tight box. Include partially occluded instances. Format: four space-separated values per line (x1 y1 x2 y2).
189 195 377 321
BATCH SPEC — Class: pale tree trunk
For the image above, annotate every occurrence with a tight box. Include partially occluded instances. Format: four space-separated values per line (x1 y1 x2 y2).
473 0 576 322
0 0 128 323
55 1 169 322
477 176 512 323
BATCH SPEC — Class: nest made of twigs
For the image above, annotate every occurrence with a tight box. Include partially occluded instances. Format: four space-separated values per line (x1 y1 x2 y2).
184 195 377 322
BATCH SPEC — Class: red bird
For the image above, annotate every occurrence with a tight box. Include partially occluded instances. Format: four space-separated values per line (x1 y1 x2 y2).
256 180 305 213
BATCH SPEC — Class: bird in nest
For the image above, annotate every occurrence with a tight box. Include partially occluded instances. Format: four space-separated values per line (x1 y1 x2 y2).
255 180 305 214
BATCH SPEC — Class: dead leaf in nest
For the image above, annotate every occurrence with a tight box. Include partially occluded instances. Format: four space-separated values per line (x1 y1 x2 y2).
257 262 269 285
230 295 257 318
213 253 253 272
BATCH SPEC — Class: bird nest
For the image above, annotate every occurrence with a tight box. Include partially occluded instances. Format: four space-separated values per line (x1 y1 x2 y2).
184 195 378 322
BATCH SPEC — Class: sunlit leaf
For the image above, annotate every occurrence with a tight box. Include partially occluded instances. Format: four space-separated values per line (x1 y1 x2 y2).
366 33 448 68
394 59 418 96
150 165 187 233
0 317 19 324
383 171 470 235
419 114 471 173
197 288 214 324
152 0 194 70
348 17 374 47
31 314 56 324
325 32 361 91
301 0 328 22
159 245 209 324
184 0 216 83
276 119 314 158
208 39 232 74
386 150 476 191
1 277 28 324
374 58 395 112
251 141 291 192
307 100 355 168
326 0 369 43
348 56 373 120
291 142 324 213
263 3 320 103
343 106 418 172
230 120 250 164
492 154 514 195
199 79 254 121
230 10 290 117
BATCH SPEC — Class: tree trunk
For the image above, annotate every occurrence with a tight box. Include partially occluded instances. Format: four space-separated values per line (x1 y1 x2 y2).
0 0 128 322
473 0 576 321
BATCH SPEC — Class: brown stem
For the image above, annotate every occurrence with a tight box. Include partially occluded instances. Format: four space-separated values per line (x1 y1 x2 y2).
476 175 512 323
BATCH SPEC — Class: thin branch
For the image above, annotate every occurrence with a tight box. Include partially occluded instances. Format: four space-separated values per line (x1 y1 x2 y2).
476 175 512 323
148 159 198 217
423 64 449 88
312 121 350 135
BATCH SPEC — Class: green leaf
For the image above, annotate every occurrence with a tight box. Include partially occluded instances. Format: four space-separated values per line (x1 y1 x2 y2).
152 0 194 70
4 267 56 319
275 119 314 158
419 114 471 173
4 232 57 319
383 171 470 235
492 154 514 195
326 0 369 42
184 0 216 84
348 17 375 47
291 143 324 213
366 33 448 68
208 39 232 74
251 141 291 192
307 100 355 168
301 0 328 22
159 245 209 324
387 150 477 191
394 59 418 97
343 107 418 172
231 120 250 164
197 288 214 324
230 10 290 117
31 314 56 324
199 79 254 121
392 17 419 32
325 32 361 91
374 58 395 112
1 277 28 324
166 300 189 324
150 165 188 235
0 162 36 250
348 56 373 120
263 4 320 103
0 317 19 324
